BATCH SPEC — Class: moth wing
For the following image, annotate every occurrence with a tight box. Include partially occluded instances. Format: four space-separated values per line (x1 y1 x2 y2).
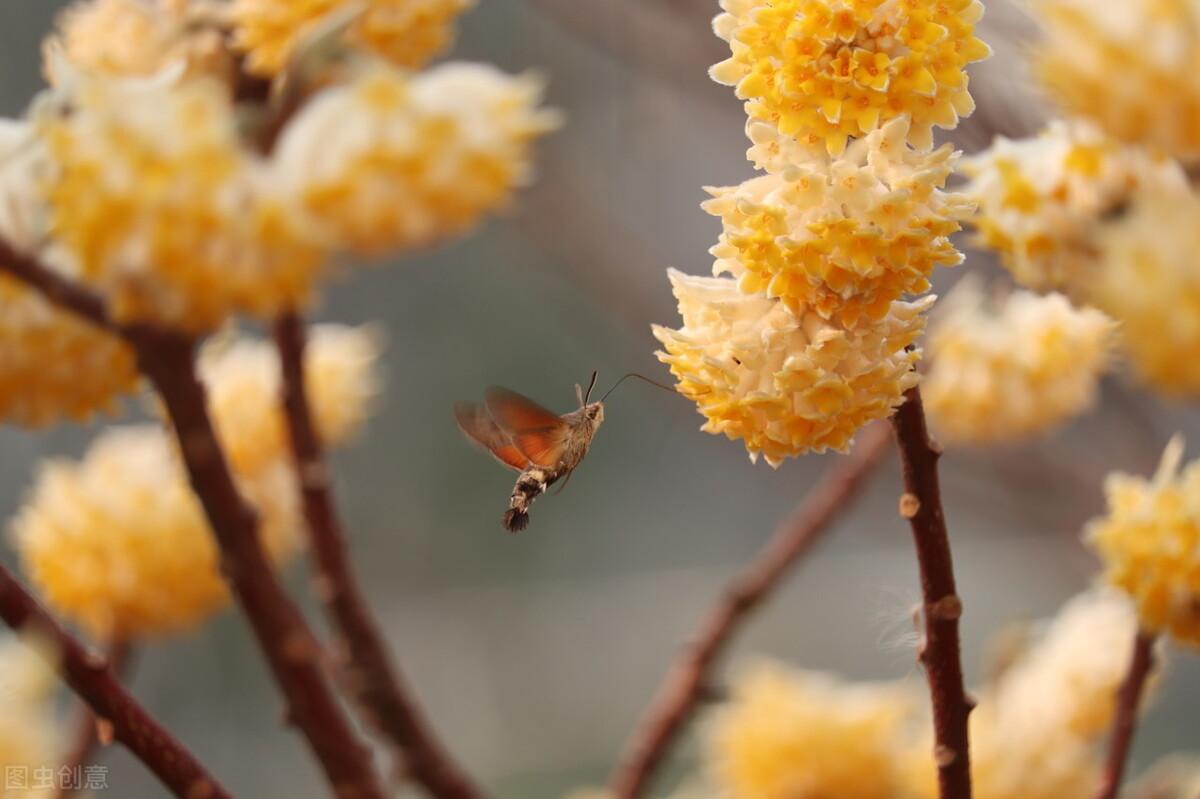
485 387 569 468
454 402 530 472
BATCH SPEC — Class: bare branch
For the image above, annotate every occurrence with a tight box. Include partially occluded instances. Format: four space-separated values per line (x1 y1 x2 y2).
1096 630 1158 799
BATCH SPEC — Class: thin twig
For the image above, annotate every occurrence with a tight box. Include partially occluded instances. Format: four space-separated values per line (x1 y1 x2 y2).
0 564 229 799
56 639 133 799
608 421 893 799
891 386 973 799
1096 630 1157 799
273 311 482 799
0 252 388 799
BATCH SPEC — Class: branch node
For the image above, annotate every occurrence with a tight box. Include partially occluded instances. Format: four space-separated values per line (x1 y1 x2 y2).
187 781 217 799
934 744 957 768
929 594 963 622
899 492 921 519
95 717 115 746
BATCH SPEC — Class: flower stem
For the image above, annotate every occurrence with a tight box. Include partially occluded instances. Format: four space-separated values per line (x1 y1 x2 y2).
1096 630 1157 799
0 565 229 799
608 421 892 799
890 386 973 799
274 311 482 799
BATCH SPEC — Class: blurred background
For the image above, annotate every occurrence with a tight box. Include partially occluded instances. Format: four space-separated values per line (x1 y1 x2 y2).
1 1 1198 796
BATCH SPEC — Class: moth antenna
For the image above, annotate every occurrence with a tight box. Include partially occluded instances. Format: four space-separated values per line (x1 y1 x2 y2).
598 372 678 403
582 370 599 404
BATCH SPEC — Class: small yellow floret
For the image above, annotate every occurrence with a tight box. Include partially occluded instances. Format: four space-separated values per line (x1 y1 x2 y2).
923 280 1115 445
707 117 968 326
708 661 910 799
652 269 928 465
273 62 559 257
0 634 59 793
231 0 474 77
13 426 302 640
1088 437 1200 647
710 0 990 154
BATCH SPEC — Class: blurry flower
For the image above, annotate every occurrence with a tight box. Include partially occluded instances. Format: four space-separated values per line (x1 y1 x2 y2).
39 74 326 332
0 274 139 427
13 426 302 640
200 324 382 476
710 0 990 155
0 634 59 796
707 117 968 326
961 122 1185 292
273 62 559 257
923 280 1115 445
231 0 474 77
1125 755 1200 799
1087 436 1200 646
652 269 929 465
707 661 911 799
1090 183 1200 395
43 0 232 85
1032 0 1200 160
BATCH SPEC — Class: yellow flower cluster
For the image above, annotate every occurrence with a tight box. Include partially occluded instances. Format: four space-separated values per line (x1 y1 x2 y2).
706 117 968 326
0 274 139 426
653 270 929 464
12 325 380 639
961 121 1185 291
710 0 990 155
199 324 381 476
1088 437 1200 646
13 426 303 640
1090 184 1200 395
1032 0 1200 160
923 280 1115 445
43 0 231 85
0 635 59 797
38 74 325 332
274 63 560 257
232 0 474 77
707 662 910 799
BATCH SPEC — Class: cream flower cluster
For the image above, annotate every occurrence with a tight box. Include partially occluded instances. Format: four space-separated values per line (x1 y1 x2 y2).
231 0 474 77
710 0 990 155
274 63 560 257
923 280 1115 445
1087 437 1200 647
707 117 969 326
38 74 325 332
707 662 911 799
961 122 1186 292
654 270 928 464
1090 184 1200 395
0 635 59 798
12 325 380 640
655 0 987 464
1032 0 1200 161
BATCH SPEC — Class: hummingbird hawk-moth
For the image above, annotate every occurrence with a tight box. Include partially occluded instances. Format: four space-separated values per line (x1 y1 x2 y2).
456 372 677 532
456 372 605 532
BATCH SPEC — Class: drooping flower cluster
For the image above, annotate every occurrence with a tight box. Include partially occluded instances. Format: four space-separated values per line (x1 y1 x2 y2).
710 0 990 155
231 0 474 77
655 0 988 464
707 662 911 799
654 270 929 463
0 634 59 796
923 280 1115 445
13 326 380 640
1031 0 1200 161
274 63 561 257
1087 437 1200 647
706 117 969 326
961 122 1186 292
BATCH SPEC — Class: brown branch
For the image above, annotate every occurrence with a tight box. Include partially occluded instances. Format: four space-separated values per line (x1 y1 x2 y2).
0 251 388 799
0 564 229 799
273 311 482 799
133 328 388 799
56 639 134 799
891 386 973 799
1096 630 1157 799
608 421 893 799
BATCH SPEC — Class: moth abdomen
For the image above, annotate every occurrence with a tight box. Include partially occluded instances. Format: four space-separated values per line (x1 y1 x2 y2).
505 468 556 533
